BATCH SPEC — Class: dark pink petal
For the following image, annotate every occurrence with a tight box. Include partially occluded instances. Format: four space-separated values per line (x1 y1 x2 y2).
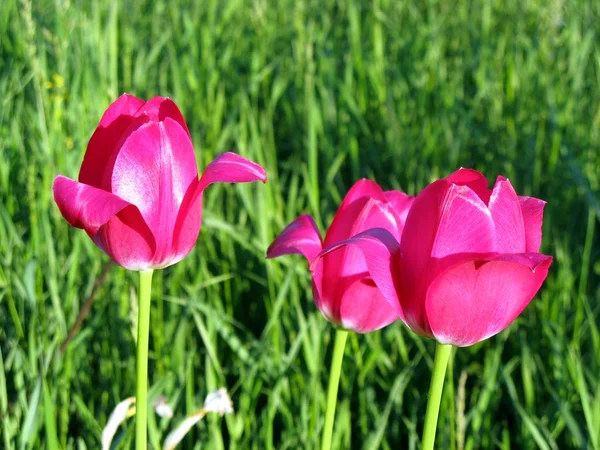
53 175 155 270
169 181 204 267
110 118 199 266
489 177 526 253
338 277 400 333
519 196 546 252
425 252 552 347
54 175 133 234
91 207 156 270
266 215 323 263
311 228 403 319
135 97 191 137
384 190 414 224
337 179 387 211
171 152 267 267
79 94 145 188
400 179 496 335
196 152 267 193
446 168 491 204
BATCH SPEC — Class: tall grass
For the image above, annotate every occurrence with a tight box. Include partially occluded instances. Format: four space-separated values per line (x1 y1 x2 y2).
1 0 599 448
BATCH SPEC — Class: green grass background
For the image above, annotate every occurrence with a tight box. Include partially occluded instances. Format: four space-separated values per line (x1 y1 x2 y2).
1 0 599 448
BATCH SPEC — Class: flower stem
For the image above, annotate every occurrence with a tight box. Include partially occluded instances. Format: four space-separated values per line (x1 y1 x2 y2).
321 328 348 450
422 342 452 450
136 269 154 450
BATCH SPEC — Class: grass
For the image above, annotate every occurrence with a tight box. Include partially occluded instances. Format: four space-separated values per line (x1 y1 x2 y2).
1 0 599 448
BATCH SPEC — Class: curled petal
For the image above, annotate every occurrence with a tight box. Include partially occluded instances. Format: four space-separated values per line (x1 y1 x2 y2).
102 397 136 450
425 253 552 347
519 196 546 252
197 152 267 193
312 228 403 319
489 177 526 253
266 215 322 263
163 413 205 450
54 175 132 234
54 176 156 270
79 94 145 188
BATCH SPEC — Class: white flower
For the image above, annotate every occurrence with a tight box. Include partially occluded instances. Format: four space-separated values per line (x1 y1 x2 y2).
203 388 233 415
154 395 174 418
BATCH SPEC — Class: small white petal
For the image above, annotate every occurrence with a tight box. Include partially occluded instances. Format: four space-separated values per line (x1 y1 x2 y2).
162 412 205 450
154 395 174 418
203 388 233 415
102 397 136 450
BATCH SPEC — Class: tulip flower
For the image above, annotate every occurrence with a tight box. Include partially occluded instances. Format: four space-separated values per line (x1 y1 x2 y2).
317 168 552 449
53 94 266 270
53 94 266 450
267 179 413 333
267 179 413 450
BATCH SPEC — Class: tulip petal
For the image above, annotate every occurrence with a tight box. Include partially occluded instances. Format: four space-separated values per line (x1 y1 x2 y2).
339 277 400 333
197 152 267 193
110 118 199 266
312 228 403 319
170 152 267 267
489 177 526 253
266 214 322 263
54 175 135 235
425 252 552 347
338 179 387 210
53 175 156 270
79 94 145 188
137 96 191 137
325 180 388 246
519 196 546 252
400 179 496 335
446 168 491 204
169 182 204 266
384 190 414 224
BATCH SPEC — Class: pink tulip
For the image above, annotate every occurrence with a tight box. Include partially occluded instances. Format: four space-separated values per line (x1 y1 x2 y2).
267 179 414 333
317 169 552 346
53 94 266 270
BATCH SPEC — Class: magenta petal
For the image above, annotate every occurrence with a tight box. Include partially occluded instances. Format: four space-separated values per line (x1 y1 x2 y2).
197 152 267 192
266 215 323 263
91 206 156 270
384 190 414 224
110 118 199 266
170 180 204 266
54 175 133 234
489 178 526 253
425 253 553 347
135 97 191 137
79 94 145 188
338 179 387 210
519 196 546 252
312 228 403 319
338 277 400 333
400 180 496 335
53 175 155 270
446 168 491 204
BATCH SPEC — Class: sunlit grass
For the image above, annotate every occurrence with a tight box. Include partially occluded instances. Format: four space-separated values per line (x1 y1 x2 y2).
1 0 599 448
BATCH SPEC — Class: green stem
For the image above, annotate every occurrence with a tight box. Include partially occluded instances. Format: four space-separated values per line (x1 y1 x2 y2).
136 269 154 450
422 342 452 450
321 329 348 450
